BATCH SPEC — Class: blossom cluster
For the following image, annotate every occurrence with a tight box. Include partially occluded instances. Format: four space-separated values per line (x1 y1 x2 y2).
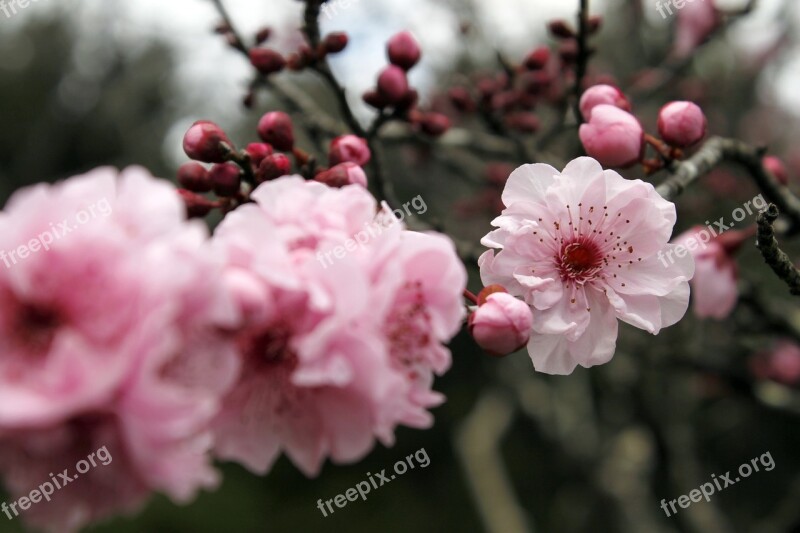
0 167 465 532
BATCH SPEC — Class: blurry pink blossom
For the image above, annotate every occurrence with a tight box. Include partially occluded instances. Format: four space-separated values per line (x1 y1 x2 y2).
0 167 239 532
211 176 465 476
673 226 748 320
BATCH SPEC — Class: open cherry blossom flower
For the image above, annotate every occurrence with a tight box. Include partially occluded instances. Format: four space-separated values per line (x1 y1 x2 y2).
211 176 465 477
479 157 694 375
0 167 240 532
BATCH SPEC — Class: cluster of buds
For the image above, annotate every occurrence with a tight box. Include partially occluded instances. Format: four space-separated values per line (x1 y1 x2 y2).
179 112 299 218
467 285 533 357
444 16 603 136
286 31 349 71
363 32 450 137
578 84 707 171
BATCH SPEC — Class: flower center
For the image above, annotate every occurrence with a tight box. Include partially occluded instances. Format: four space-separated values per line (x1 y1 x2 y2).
558 241 603 283
16 302 61 354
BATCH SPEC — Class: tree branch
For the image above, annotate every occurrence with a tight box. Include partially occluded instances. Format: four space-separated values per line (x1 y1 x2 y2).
656 137 800 232
757 204 800 296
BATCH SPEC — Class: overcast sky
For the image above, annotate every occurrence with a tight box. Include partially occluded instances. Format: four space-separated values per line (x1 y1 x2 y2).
1 0 796 163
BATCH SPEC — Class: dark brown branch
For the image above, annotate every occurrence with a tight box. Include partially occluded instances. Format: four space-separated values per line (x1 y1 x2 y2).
656 137 800 232
757 204 800 296
573 0 591 123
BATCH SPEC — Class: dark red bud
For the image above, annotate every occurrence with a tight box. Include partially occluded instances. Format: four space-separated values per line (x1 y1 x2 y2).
209 163 242 197
257 111 294 151
249 48 286 75
256 153 292 183
177 162 212 193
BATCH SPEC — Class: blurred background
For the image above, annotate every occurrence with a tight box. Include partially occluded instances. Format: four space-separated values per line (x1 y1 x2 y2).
2 0 800 532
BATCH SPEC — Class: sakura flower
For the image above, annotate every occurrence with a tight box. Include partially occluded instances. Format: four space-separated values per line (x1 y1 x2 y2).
211 176 465 476
0 167 239 532
479 157 694 375
672 226 749 320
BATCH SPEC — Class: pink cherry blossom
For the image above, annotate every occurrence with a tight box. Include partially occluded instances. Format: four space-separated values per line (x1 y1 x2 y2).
469 292 534 357
479 157 694 374
211 176 465 476
672 226 742 320
579 105 644 168
579 84 631 121
0 167 239 532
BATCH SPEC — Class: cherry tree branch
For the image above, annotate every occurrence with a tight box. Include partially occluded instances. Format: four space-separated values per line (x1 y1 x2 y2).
757 204 800 296
656 137 800 232
573 0 591 123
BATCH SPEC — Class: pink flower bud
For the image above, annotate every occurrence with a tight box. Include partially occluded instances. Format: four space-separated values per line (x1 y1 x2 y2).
322 32 349 54
363 90 389 109
257 111 294 151
329 135 371 166
523 46 550 70
177 162 212 193
548 20 575 39
763 156 789 186
419 112 451 137
657 101 707 148
177 189 217 218
505 112 540 134
468 292 533 357
377 65 409 104
209 163 242 197
448 87 475 112
751 342 800 386
183 120 232 163
579 105 644 168
248 48 286 75
254 27 272 45
256 153 292 183
315 162 367 188
245 142 274 168
579 84 631 121
387 31 421 71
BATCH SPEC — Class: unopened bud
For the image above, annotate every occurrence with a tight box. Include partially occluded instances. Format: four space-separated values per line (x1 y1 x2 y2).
183 120 232 163
257 111 294 151
209 163 242 197
387 31 421 71
256 153 291 183
177 162 212 193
